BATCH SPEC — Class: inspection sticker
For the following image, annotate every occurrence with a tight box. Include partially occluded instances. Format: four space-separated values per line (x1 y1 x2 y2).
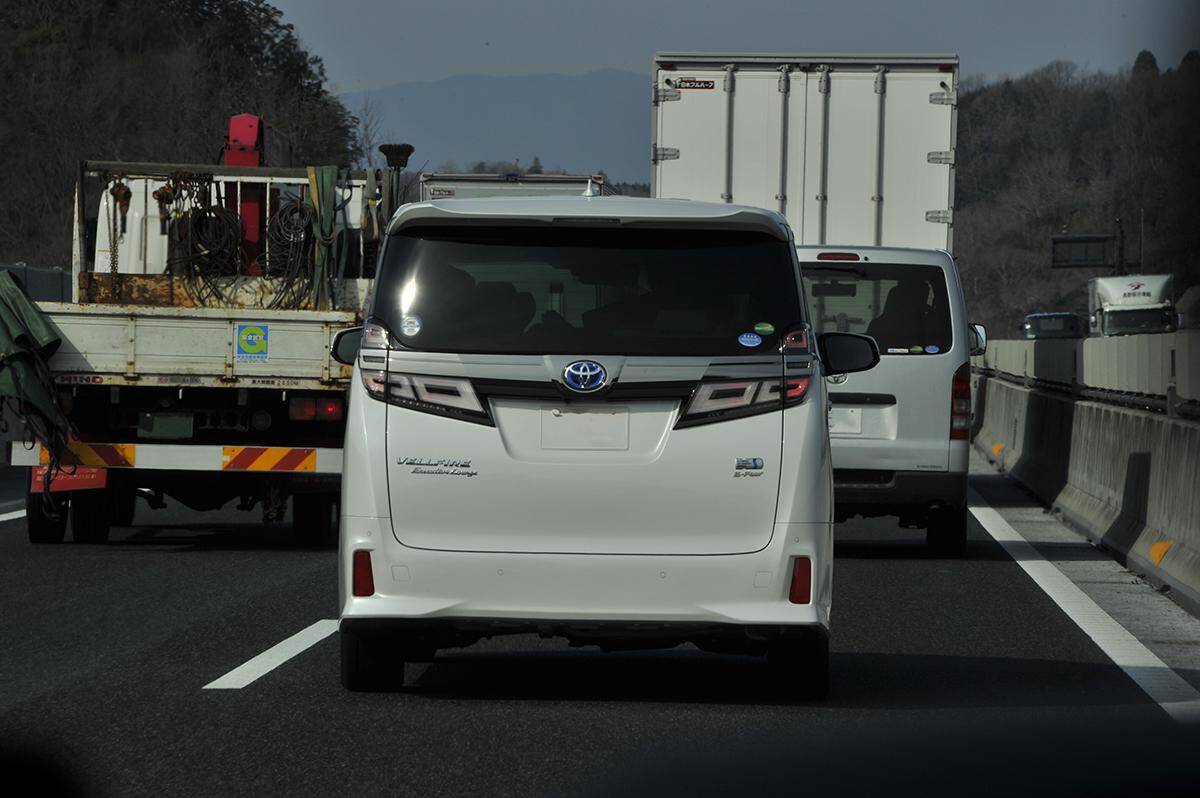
738 332 763 347
236 323 269 362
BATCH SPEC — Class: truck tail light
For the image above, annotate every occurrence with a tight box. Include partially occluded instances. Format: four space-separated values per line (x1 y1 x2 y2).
352 550 375 597
289 397 344 421
677 376 809 428
789 557 812 604
950 362 971 440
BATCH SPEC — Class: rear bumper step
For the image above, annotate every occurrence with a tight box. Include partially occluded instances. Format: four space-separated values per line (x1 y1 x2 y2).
10 441 343 474
834 469 966 509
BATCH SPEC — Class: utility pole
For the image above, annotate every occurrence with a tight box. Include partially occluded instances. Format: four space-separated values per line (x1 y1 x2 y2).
1115 217 1125 275
1139 207 1144 275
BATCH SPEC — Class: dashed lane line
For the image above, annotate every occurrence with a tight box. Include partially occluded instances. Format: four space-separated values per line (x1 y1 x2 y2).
204 619 339 690
969 489 1200 725
0 509 27 523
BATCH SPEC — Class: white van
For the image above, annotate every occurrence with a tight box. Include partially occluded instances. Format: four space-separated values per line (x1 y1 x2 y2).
795 246 985 554
330 196 879 693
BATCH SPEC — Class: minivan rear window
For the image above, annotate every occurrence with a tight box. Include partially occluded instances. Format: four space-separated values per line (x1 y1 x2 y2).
801 263 953 355
373 226 803 356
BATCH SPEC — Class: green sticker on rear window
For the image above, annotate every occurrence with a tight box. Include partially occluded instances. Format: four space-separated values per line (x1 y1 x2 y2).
753 322 775 335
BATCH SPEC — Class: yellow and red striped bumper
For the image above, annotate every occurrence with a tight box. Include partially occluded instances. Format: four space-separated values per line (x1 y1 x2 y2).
222 447 317 472
13 442 341 474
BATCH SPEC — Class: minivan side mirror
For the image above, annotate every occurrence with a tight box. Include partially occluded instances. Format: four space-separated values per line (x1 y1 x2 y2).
967 323 987 356
331 326 363 365
818 332 880 375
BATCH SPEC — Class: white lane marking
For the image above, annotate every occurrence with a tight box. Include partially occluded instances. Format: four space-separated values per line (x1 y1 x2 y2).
0 509 27 523
204 619 338 690
969 490 1200 725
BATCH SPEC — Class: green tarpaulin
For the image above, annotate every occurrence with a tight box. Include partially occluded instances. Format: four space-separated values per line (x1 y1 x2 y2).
0 270 73 465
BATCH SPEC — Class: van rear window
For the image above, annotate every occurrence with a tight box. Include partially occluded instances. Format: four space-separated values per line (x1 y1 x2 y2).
801 263 952 355
373 226 803 356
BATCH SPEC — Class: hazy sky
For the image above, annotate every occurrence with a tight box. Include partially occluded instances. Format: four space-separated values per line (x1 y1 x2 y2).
272 0 1199 91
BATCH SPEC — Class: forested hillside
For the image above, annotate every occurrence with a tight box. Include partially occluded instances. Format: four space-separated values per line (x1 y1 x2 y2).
0 0 360 270
955 51 1200 335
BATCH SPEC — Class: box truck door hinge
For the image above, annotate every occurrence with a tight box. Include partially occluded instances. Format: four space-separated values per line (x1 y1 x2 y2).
925 209 953 224
777 66 791 93
652 146 680 164
927 150 956 165
723 64 736 92
929 89 957 106
817 66 831 94
874 66 887 94
654 85 681 104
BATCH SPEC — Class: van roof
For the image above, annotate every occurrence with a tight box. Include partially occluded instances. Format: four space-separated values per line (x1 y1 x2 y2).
794 244 954 266
386 196 791 240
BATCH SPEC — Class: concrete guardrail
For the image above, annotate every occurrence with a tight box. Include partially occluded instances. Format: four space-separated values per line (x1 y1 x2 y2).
971 332 1200 613
972 331 1200 405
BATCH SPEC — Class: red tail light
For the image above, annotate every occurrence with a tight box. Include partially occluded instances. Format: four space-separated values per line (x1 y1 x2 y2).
950 362 971 440
816 252 860 261
352 550 375 596
789 557 812 604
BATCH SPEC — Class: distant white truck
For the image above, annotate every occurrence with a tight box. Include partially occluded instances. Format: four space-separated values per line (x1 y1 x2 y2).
419 172 612 201
651 52 958 250
1087 275 1177 336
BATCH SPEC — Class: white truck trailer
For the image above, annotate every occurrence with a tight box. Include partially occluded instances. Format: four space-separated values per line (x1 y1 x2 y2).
1087 275 1177 336
419 172 612 201
651 52 958 250
9 154 383 545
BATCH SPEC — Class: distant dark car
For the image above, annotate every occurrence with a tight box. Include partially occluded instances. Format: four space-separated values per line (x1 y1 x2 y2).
1023 312 1082 339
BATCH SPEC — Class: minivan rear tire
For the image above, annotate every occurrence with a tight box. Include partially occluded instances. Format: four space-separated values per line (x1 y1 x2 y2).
340 628 406 692
767 634 830 700
927 503 967 557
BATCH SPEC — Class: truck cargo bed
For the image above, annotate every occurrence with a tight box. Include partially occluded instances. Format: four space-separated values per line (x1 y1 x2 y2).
40 302 356 390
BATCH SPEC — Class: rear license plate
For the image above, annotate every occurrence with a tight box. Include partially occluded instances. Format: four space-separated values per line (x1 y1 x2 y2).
540 406 630 450
138 412 194 439
828 407 862 435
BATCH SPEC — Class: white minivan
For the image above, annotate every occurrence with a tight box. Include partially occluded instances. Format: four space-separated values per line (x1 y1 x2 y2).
796 246 986 554
331 196 879 694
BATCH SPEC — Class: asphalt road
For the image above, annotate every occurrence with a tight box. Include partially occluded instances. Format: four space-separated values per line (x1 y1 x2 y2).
1 460 1198 796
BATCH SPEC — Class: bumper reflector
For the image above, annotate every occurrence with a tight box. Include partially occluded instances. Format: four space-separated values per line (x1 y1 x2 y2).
352 550 375 597
789 557 812 604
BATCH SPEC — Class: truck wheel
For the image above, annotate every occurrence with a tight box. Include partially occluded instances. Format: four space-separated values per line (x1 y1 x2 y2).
341 628 406 691
767 633 830 701
112 489 137 527
71 489 113 544
926 503 967 557
293 493 337 547
26 488 69 544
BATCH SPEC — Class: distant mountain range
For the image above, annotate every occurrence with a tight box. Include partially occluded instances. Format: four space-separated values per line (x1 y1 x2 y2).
342 69 650 183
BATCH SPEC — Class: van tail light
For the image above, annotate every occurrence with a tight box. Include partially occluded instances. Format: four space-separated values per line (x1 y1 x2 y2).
366 371 491 425
950 362 971 440
352 550 375 597
678 376 809 427
789 557 812 604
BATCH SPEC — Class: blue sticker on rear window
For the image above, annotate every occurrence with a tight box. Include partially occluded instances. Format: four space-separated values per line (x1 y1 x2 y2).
925 345 940 354
738 332 763 347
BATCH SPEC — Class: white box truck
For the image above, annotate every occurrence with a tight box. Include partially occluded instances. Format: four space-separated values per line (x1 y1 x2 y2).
1087 275 1177 336
419 172 612 201
651 52 958 250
